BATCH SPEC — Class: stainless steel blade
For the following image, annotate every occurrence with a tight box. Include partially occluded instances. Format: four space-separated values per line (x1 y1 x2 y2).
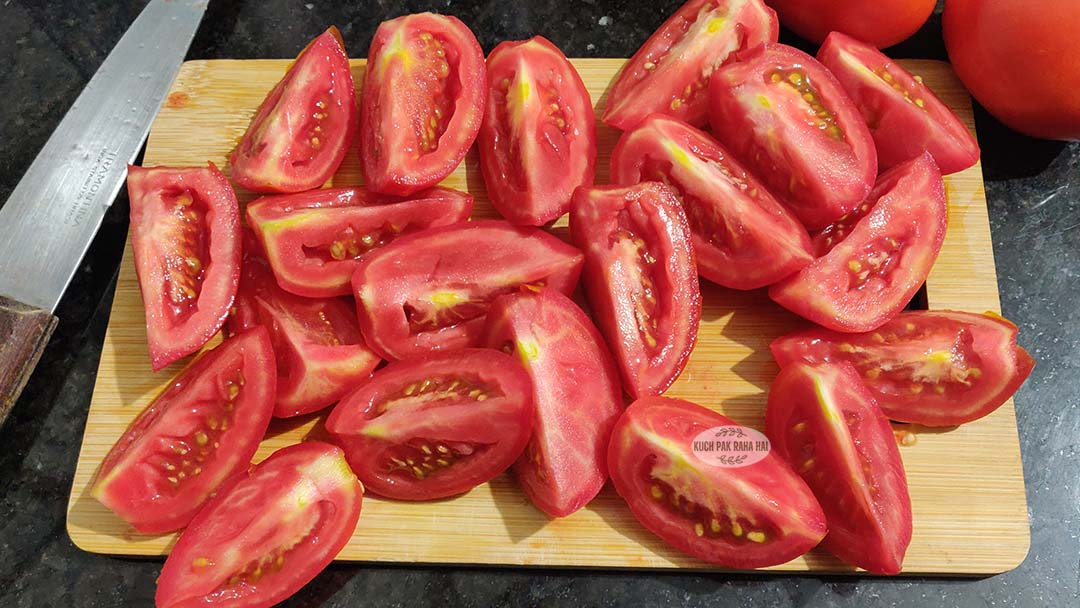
0 0 208 313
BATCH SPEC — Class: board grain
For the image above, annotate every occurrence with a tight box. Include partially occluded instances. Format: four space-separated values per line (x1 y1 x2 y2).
67 58 1029 574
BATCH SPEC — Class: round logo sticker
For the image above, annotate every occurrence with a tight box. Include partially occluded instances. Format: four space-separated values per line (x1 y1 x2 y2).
691 426 771 468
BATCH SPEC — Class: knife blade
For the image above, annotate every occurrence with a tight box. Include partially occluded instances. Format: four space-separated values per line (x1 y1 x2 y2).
0 0 208 421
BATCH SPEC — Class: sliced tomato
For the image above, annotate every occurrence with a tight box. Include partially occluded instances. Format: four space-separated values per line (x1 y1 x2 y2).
479 36 596 226
766 362 912 574
570 182 700 398
602 0 778 130
770 153 946 332
608 396 826 568
818 32 980 175
771 310 1035 426
360 13 486 195
230 28 355 193
155 442 362 608
246 186 473 298
351 220 583 361
127 163 241 370
482 289 624 517
225 240 380 418
91 328 275 534
326 349 533 500
610 113 813 289
708 43 877 230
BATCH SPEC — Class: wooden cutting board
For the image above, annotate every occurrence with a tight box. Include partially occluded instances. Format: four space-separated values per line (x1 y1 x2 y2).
66 58 1029 575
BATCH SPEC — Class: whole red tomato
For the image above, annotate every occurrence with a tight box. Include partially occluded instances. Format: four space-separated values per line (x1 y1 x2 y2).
766 0 935 48
944 0 1080 141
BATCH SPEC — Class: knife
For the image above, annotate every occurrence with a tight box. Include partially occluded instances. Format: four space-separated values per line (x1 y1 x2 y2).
0 0 208 422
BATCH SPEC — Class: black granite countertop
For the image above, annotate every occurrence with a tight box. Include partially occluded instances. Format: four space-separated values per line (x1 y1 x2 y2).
1 1 1077 606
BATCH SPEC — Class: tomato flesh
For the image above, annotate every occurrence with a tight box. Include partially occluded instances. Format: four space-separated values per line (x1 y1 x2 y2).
483 289 624 517
92 328 275 534
708 43 878 230
326 349 534 500
570 182 700 398
766 362 912 574
610 113 813 289
155 442 362 608
230 28 355 193
360 13 486 195
608 396 826 568
127 163 241 370
602 0 779 130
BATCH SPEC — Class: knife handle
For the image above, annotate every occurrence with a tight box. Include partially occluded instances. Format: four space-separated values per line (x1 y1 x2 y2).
0 294 58 423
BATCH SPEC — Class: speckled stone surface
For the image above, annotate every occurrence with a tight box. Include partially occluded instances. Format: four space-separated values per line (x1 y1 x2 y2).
0 1 1077 606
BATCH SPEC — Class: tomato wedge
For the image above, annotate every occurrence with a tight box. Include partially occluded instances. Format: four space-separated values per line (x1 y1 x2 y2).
610 113 813 289
91 328 275 534
601 0 778 130
771 310 1035 426
770 153 946 333
766 362 912 574
570 182 700 398
818 32 980 175
608 396 826 568
708 43 878 230
351 220 583 361
326 349 533 501
230 28 355 193
478 36 596 226
360 13 486 196
155 442 362 608
246 186 473 298
127 163 241 370
482 290 624 517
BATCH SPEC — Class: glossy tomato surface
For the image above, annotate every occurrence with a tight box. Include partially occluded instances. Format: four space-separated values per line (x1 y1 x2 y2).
766 0 935 48
230 28 355 193
770 153 946 333
771 310 1035 426
944 0 1080 141
708 43 877 230
819 32 979 174
352 220 583 361
610 113 812 289
326 349 533 500
602 0 778 130
360 13 486 195
155 442 362 608
608 397 826 568
92 328 275 534
482 289 624 517
479 36 596 226
247 186 473 298
570 182 700 398
127 163 241 370
766 362 912 574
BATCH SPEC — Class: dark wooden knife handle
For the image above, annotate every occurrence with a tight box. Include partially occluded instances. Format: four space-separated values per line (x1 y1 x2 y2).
0 294 58 423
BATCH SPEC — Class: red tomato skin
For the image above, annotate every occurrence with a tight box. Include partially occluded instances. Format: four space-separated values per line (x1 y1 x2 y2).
92 328 276 534
602 0 779 130
765 0 935 48
482 289 624 517
818 32 980 174
708 44 878 230
570 182 701 398
766 362 912 574
944 0 1080 141
127 163 241 370
479 36 596 226
155 442 362 608
608 396 827 568
360 13 487 195
230 28 356 193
